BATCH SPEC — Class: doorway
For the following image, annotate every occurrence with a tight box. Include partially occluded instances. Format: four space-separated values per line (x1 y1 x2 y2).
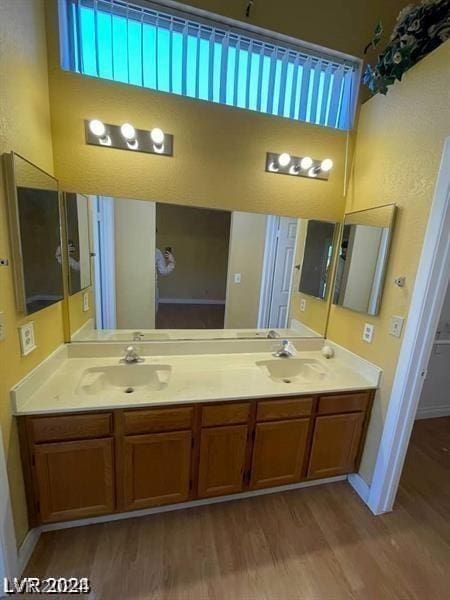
365 138 450 515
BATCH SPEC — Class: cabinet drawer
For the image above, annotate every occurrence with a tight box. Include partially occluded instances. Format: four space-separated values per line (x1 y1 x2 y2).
318 392 370 415
257 397 313 422
123 407 193 435
201 403 250 427
31 413 112 443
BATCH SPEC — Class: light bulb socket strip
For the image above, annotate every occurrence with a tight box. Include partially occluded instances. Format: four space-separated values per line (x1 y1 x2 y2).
85 120 173 156
265 152 332 181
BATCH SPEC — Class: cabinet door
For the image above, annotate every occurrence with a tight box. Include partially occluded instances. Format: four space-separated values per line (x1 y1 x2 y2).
123 431 192 510
307 412 365 478
198 425 248 498
250 419 309 490
34 438 114 523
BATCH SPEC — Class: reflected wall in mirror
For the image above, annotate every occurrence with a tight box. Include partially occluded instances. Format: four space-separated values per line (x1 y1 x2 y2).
4 152 64 315
299 220 337 299
333 204 396 315
67 195 339 341
65 193 91 294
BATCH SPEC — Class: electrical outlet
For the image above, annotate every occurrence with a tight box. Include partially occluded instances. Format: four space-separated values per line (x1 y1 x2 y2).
234 273 241 284
363 323 374 344
300 299 306 312
18 322 36 356
389 315 405 338
82 291 89 312
0 311 5 342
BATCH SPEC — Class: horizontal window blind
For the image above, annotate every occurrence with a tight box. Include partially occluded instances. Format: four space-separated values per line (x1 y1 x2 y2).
60 0 360 130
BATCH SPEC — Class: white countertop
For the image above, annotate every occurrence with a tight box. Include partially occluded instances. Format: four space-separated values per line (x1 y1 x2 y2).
11 341 382 415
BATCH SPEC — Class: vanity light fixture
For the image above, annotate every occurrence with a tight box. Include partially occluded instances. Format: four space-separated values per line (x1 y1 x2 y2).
85 120 174 156
265 152 333 181
278 152 291 168
150 127 165 153
88 119 111 146
120 122 138 150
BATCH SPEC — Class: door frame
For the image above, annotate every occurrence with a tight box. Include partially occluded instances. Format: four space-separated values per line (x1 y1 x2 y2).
366 138 450 514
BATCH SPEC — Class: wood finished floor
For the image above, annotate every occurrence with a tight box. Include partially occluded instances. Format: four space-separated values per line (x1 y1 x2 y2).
24 417 450 599
156 303 225 329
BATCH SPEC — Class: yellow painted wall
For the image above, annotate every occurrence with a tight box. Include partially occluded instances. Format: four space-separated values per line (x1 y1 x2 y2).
0 0 64 544
327 41 450 483
45 2 348 223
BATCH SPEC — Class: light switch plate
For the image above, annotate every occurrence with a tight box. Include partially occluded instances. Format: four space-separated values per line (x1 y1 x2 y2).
0 311 5 342
18 322 36 356
363 323 374 343
234 273 241 284
300 299 306 312
82 291 89 312
389 315 405 338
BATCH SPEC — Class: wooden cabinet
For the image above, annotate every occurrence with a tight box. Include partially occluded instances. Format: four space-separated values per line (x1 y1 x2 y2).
19 389 373 524
307 412 366 479
122 431 192 510
250 419 310 489
34 438 114 523
198 425 248 498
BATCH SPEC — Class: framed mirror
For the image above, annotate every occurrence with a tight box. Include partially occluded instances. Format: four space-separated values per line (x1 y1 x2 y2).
65 192 92 295
65 195 339 342
333 204 396 315
3 152 64 315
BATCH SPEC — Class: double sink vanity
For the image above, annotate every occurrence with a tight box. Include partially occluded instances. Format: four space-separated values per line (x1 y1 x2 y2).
4 154 392 529
13 339 380 526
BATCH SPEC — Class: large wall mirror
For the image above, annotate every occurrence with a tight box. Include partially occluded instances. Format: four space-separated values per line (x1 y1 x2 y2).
333 204 396 315
3 152 64 315
65 195 339 341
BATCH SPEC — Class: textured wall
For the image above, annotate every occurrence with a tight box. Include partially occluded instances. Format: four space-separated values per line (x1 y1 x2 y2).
327 42 450 483
0 0 63 545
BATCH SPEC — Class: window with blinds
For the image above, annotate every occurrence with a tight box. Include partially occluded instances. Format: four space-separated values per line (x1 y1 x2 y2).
59 0 361 130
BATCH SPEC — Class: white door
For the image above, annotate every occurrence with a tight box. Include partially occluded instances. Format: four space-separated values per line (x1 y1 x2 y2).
268 217 298 328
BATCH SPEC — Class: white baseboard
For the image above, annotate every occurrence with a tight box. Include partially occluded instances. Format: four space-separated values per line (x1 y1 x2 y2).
159 298 225 305
17 527 41 575
40 476 346 533
348 473 370 503
415 405 450 420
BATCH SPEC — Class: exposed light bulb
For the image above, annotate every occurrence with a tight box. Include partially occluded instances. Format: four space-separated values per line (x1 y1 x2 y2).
150 128 165 145
89 119 106 137
120 123 136 141
321 158 333 172
289 164 300 175
300 156 313 170
278 153 291 167
308 167 318 178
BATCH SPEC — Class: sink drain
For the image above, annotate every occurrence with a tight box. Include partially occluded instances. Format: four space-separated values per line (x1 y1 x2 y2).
124 387 134 394
282 378 292 384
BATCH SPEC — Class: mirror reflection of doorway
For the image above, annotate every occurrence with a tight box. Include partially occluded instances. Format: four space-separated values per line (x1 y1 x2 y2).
155 203 231 329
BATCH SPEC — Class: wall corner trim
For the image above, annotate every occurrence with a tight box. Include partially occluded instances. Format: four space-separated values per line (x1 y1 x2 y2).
347 473 370 504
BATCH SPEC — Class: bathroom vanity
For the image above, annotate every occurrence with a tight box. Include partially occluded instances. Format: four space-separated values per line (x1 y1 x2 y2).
13 343 379 526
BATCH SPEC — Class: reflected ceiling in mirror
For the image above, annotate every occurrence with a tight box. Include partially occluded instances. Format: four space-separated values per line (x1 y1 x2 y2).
333 204 396 316
65 195 339 341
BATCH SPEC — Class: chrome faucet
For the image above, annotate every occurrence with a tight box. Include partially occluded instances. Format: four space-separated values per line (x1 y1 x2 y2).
120 345 145 364
273 340 296 358
267 330 280 339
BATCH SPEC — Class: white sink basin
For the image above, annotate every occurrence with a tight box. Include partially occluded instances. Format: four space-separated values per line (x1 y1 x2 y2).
76 364 172 396
256 358 329 383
